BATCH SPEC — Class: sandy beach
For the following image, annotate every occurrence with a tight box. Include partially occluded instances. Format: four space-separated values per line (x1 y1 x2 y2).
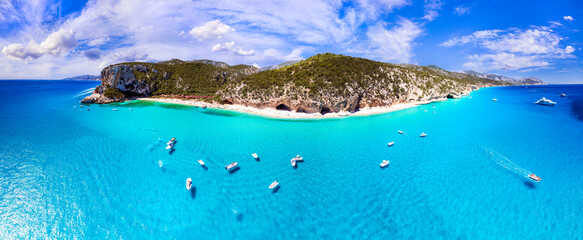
137 97 449 119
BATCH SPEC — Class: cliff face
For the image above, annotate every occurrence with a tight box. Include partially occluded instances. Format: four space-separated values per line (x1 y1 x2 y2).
217 54 503 114
83 54 512 113
82 60 260 103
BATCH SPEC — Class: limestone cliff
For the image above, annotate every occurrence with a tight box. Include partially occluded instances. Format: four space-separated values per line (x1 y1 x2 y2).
83 54 510 114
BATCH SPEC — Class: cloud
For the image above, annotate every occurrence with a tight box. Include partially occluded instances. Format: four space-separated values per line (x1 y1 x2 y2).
442 25 575 71
423 0 443 21
84 49 101 60
454 6 470 15
2 28 76 60
563 16 574 21
367 18 423 63
189 20 234 41
212 41 255 56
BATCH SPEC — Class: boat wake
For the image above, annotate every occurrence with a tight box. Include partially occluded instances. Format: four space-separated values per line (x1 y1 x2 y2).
74 87 96 98
486 149 533 178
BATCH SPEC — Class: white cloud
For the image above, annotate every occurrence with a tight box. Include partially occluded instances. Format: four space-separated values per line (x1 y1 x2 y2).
563 16 574 21
2 28 76 60
212 41 255 56
189 20 234 41
367 18 423 63
442 25 575 71
423 0 443 21
454 6 470 15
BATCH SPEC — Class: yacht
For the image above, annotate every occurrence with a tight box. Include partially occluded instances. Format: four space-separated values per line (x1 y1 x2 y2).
197 159 205 166
225 162 238 170
398 130 404 134
252 153 259 160
291 155 303 161
112 108 118 111
492 98 497 102
420 133 427 137
529 174 541 182
387 142 394 147
380 160 390 168
269 181 279 189
165 137 176 149
560 93 566 97
291 159 297 167
186 178 192 190
534 97 556 106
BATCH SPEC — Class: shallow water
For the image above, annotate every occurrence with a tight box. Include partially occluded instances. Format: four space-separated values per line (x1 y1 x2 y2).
1 80 582 238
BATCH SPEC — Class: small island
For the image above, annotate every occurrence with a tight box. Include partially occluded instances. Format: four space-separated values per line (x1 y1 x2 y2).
82 53 540 118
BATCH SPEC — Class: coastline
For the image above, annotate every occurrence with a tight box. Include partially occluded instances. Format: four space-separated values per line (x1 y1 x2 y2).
137 96 452 119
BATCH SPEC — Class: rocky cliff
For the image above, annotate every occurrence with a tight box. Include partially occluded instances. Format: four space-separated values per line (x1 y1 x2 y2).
462 70 546 85
218 54 505 114
82 60 260 103
83 53 511 114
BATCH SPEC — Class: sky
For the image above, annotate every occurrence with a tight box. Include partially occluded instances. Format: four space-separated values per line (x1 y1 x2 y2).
0 0 581 83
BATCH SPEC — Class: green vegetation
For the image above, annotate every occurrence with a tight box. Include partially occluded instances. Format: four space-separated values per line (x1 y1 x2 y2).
103 88 125 99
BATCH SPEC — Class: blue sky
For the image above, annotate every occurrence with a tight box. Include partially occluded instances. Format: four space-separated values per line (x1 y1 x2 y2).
0 0 581 83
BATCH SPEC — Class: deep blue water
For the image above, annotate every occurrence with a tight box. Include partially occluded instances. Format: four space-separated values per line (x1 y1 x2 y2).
1 80 582 239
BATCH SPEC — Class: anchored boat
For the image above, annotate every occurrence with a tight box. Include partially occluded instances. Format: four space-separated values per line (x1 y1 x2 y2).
380 160 390 168
225 162 238 170
186 178 192 190
387 142 394 146
534 97 556 106
269 181 279 189
252 153 259 160
197 159 205 166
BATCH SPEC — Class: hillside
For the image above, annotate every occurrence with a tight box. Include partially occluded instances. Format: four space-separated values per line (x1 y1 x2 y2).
218 53 506 113
83 53 510 113
63 74 100 81
462 70 545 85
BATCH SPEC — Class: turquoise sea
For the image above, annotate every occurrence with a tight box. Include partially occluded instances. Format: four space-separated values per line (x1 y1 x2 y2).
1 80 583 239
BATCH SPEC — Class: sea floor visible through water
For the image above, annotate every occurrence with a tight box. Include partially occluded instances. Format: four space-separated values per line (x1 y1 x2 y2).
1 80 582 239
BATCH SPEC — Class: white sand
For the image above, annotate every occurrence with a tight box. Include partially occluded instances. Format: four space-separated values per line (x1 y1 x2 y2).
137 97 448 119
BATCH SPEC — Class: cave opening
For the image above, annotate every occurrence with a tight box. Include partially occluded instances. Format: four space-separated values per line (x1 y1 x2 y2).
320 107 331 115
276 103 291 111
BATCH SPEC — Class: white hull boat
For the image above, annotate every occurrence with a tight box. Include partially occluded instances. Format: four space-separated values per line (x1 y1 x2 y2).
420 133 427 137
398 131 404 134
534 97 556 106
225 162 238 170
186 178 192 190
269 181 279 189
291 159 296 167
380 160 389 168
197 159 205 166
387 142 394 146
252 153 259 160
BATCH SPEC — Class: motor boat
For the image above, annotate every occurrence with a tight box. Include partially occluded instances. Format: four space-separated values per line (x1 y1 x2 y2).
269 181 279 189
380 160 389 168
112 108 118 111
252 153 259 160
166 137 176 149
387 142 394 147
420 133 427 137
529 174 541 182
197 159 205 166
398 130 404 134
492 98 497 101
292 155 303 161
560 93 566 97
186 178 192 190
225 162 238 170
534 97 556 106
291 159 297 167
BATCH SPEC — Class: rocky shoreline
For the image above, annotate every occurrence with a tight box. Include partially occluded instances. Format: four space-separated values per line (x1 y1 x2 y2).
137 95 453 119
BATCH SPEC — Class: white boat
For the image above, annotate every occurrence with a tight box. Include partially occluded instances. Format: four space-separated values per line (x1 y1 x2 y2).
291 155 303 161
269 181 279 189
529 174 541 182
534 97 556 106
560 93 566 97
252 153 259 160
225 162 238 170
387 142 394 146
197 159 205 166
186 178 192 190
380 160 389 168
420 133 427 137
468 96 473 99
291 159 296 167
398 130 404 134
166 138 176 149
492 98 497 101
112 108 118 111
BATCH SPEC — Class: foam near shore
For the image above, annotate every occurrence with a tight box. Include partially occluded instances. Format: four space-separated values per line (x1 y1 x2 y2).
137 97 449 119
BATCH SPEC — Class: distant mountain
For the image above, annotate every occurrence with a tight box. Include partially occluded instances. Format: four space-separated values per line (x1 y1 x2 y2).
63 74 101 81
260 60 301 71
462 70 545 85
